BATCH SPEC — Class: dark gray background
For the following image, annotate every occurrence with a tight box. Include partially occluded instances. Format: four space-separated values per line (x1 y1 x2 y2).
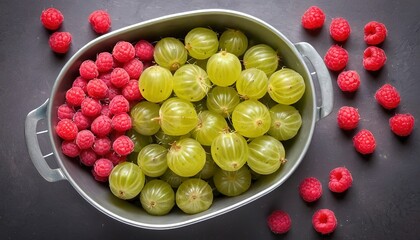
1 0 419 239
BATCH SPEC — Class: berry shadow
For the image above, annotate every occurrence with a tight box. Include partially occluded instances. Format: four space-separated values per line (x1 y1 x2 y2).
339 128 357 140
339 91 359 100
329 189 350 200
365 67 385 79
300 27 324 39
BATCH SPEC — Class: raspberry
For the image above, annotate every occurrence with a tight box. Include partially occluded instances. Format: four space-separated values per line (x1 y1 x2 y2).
337 106 360 130
73 111 92 131
65 86 86 107
112 135 134 156
93 158 114 178
40 7 64 31
110 67 130 88
95 52 114 73
123 58 144 79
91 115 112 137
107 86 122 101
75 129 95 150
364 21 387 45
105 151 126 165
363 46 387 71
49 32 72 54
92 137 112 156
389 113 415 137
109 95 129 115
86 78 108 99
337 70 360 92
122 80 142 101
100 104 112 118
329 17 351 42
81 97 102 117
112 113 132 132
324 45 349 71
112 41 135 63
135 40 154 62
99 72 112 87
353 129 376 154
328 167 353 193
374 83 400 110
299 177 322 202
72 76 88 93
312 209 337 235
301 6 326 30
88 10 111 34
56 119 78 141
79 149 97 167
57 104 75 120
92 169 109 182
266 210 292 234
61 140 80 158
79 60 99 80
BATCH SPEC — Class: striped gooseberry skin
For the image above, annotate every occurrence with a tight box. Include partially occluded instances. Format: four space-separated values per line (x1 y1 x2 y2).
218 28 249 57
243 44 279 76
206 86 240 118
176 178 214 214
138 65 173 103
140 179 175 216
211 131 249 171
137 144 168 177
268 104 303 141
191 110 229 146
109 162 145 200
185 27 219 60
235 68 268 100
213 166 252 197
153 37 188 71
268 68 306 105
167 138 206 177
247 135 286 175
173 64 211 102
231 99 271 138
206 50 242 87
159 97 198 136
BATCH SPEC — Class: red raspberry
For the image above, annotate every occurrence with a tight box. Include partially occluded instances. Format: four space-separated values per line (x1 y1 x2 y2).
99 72 112 87
337 106 360 130
364 21 387 45
56 119 78 141
49 32 72 54
93 158 114 178
112 113 132 132
61 140 81 158
92 169 108 182
86 78 108 99
109 95 130 115
107 85 122 101
299 177 322 202
329 17 351 42
91 115 112 137
123 58 144 79
112 135 134 156
328 167 353 193
101 104 112 118
92 137 112 156
135 40 154 62
312 209 337 235
57 104 75 120
324 45 349 71
389 113 415 137
88 10 111 34
75 129 95 150
112 41 135 63
122 80 142 101
337 70 360 92
353 129 376 154
40 7 64 31
301 6 326 30
110 67 130 88
374 83 400 110
81 97 102 117
363 46 387 71
79 149 97 167
105 151 126 165
266 210 292 234
73 111 92 131
72 76 88 93
65 86 86 107
79 60 99 80
95 52 114 73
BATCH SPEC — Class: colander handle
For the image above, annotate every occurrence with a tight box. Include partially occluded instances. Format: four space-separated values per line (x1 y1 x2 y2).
25 99 66 182
295 42 334 121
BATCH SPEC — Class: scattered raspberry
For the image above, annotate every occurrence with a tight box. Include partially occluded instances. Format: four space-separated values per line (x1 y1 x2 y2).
92 169 109 182
40 7 64 31
88 10 111 34
49 32 72 54
267 210 292 234
56 119 78 141
301 6 326 30
57 104 75 120
91 115 112 137
337 106 360 130
95 52 114 73
312 209 337 235
105 151 126 165
79 149 97 167
72 76 88 93
299 177 322 202
112 135 134 156
112 41 135 63
72 111 92 130
65 86 86 107
86 78 108 99
363 46 387 71
122 79 142 101
92 137 112 156
79 60 99 80
93 158 114 179
61 140 80 158
353 129 376 154
112 113 132 132
108 95 130 115
81 97 102 117
75 129 95 150
389 113 415 137
328 167 353 193
364 21 387 45
324 45 349 71
135 40 154 62
329 17 351 42
374 83 400 110
123 58 144 79
110 67 130 88
337 70 360 92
